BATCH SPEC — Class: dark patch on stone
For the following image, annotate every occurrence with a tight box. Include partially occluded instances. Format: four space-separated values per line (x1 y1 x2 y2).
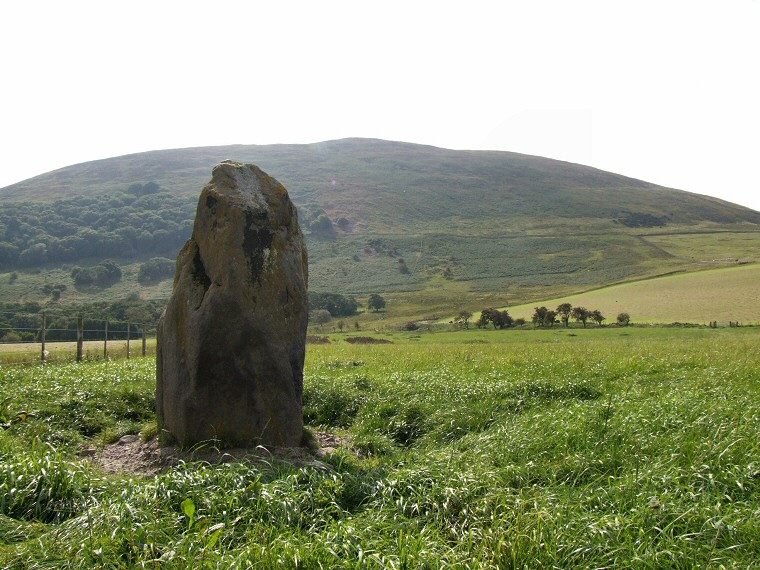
191 247 211 308
244 210 274 282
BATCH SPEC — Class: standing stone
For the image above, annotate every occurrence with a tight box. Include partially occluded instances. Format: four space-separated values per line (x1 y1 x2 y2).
157 161 308 448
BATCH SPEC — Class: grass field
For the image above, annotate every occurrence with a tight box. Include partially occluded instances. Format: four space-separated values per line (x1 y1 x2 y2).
0 339 156 365
641 231 760 264
1 327 758 568
506 263 760 325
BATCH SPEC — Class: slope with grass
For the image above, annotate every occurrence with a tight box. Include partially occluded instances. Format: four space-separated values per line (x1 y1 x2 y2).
1 328 758 567
506 262 760 325
1 139 759 311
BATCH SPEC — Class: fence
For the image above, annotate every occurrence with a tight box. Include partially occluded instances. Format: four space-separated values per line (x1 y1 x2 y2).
0 311 155 364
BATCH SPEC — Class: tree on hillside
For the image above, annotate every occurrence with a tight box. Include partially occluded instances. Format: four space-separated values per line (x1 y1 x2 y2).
367 293 386 312
590 310 606 326
477 308 513 329
532 306 548 327
455 310 473 329
309 292 359 317
556 303 573 327
127 181 161 196
310 214 334 235
137 257 175 284
571 306 591 327
495 309 514 329
18 243 48 266
532 306 557 327
310 309 332 330
71 260 122 288
616 312 631 326
0 243 19 268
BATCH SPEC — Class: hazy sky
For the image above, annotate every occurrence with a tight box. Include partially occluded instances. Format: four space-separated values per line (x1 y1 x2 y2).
2 1 758 211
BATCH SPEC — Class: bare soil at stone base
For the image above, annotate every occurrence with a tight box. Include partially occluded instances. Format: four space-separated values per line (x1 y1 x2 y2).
84 431 352 477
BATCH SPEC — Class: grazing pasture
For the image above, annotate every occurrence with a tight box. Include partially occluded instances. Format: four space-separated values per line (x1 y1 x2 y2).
508 263 760 325
0 339 155 366
1 327 758 568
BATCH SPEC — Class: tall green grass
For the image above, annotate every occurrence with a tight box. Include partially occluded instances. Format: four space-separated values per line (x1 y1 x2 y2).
1 328 758 568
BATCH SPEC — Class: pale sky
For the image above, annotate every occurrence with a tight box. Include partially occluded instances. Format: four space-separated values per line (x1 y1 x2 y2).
1 1 759 212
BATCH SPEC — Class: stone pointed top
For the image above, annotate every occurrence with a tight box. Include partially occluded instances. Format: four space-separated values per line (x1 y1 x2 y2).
204 160 290 214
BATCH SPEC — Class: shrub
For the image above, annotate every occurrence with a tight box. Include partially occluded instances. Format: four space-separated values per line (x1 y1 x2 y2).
2 331 22 343
71 260 122 288
310 309 332 328
137 257 175 284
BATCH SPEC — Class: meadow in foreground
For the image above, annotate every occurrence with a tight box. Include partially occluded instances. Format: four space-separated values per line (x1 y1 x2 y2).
0 327 758 568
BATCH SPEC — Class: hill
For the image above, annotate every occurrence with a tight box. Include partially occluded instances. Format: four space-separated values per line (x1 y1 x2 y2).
1 138 759 312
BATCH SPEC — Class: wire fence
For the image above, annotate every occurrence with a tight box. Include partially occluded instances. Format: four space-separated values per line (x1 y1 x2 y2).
0 310 155 364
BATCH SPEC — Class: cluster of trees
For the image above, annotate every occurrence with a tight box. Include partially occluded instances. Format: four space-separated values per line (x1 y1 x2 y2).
477 308 514 329
137 257 175 284
41 283 67 301
308 292 359 317
364 238 401 257
309 292 385 332
532 303 615 328
453 309 520 330
300 205 336 239
308 292 388 331
308 292 387 320
616 212 667 228
466 303 631 330
0 295 166 342
367 293 386 312
0 187 195 270
71 260 122 288
126 182 161 197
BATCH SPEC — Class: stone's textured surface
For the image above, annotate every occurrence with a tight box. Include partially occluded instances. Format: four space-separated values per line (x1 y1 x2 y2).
157 161 308 448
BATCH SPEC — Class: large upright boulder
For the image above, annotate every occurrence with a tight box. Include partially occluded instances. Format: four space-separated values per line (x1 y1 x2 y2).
157 161 308 448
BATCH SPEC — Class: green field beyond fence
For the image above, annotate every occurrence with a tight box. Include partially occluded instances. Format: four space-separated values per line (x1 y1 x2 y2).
0 311 154 364
0 327 758 568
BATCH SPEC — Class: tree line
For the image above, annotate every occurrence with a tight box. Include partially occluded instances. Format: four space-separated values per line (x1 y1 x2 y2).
308 292 386 328
455 304 631 330
0 296 166 342
530 303 621 328
0 185 196 270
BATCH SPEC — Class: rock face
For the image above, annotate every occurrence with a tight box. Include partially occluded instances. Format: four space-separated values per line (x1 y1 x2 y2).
157 161 308 448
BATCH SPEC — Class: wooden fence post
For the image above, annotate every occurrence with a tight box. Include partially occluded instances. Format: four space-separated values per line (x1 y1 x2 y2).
76 316 84 362
104 320 109 360
127 322 131 359
41 312 46 365
142 326 147 357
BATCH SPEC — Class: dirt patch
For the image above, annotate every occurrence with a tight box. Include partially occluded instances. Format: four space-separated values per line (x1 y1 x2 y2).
306 335 331 344
83 431 353 477
345 336 392 344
